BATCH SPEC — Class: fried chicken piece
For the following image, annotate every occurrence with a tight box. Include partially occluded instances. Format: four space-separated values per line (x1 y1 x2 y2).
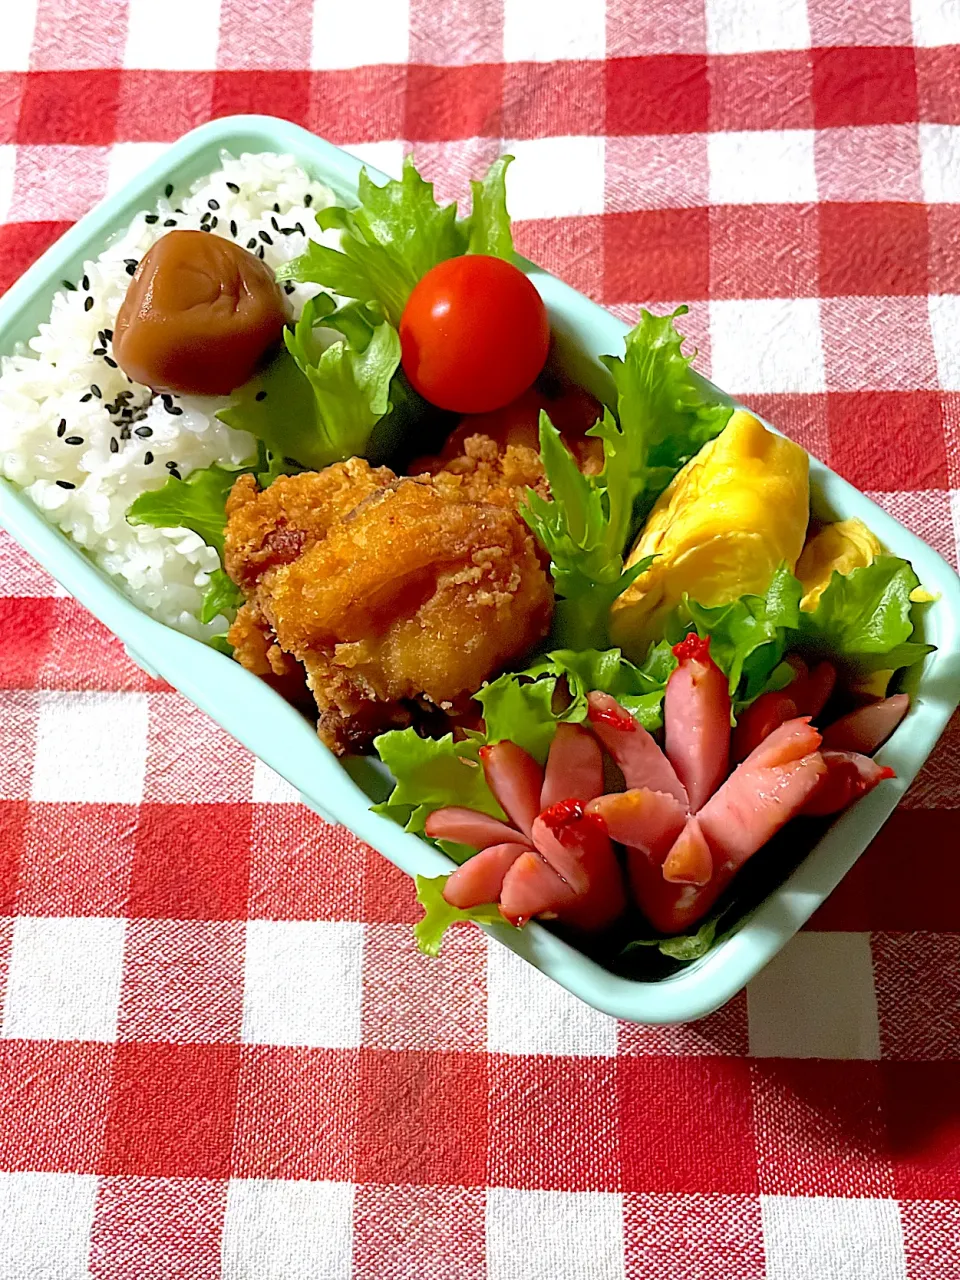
226 459 394 711
224 459 393 593
436 409 603 475
410 381 605 477
225 461 553 755
265 479 553 752
416 434 549 508
229 599 282 678
228 599 315 711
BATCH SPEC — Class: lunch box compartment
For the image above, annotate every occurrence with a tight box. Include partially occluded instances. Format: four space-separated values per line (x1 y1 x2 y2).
2 116 959 1023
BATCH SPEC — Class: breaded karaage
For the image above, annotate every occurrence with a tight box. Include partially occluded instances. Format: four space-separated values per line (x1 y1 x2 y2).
225 457 553 754
413 433 549 509
410 380 605 477
224 458 394 592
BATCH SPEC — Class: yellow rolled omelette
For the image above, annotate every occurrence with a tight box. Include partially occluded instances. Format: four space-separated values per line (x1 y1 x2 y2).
796 517 883 610
609 410 810 660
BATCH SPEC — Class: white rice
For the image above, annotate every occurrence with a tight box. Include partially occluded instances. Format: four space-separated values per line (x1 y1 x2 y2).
0 150 338 640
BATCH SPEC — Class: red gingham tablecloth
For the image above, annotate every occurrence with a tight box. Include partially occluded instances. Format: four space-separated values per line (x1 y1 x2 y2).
2 2 960 1277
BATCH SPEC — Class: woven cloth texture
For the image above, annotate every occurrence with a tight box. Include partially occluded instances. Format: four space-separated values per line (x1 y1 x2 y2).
1 2 960 1277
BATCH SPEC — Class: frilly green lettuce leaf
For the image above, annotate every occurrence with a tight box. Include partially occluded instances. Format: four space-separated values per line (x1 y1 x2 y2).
218 295 401 470
475 645 668 766
520 644 671 732
209 634 235 657
126 442 297 640
681 564 803 701
378 647 669 844
199 568 244 626
413 875 509 957
621 910 726 962
520 412 655 649
372 731 505 835
521 308 731 650
463 155 514 258
473 673 559 764
277 154 514 327
797 555 933 674
125 461 246 556
675 555 932 707
600 305 733 507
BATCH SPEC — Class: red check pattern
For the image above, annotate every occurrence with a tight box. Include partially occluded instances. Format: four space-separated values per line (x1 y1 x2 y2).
1 2 960 1276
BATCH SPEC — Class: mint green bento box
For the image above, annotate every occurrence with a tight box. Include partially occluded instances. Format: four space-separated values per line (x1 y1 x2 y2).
2 116 959 1024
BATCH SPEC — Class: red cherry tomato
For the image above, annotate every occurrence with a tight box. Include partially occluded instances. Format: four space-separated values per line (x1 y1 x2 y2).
399 255 550 413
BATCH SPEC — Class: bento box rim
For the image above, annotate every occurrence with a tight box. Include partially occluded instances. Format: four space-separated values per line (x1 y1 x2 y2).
2 114 959 1026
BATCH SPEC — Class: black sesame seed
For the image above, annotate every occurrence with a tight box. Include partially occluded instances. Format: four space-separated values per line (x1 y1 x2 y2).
82 274 89 291
295 222 305 235
247 237 257 250
211 217 218 230
170 468 182 480
125 262 137 275
230 219 238 237
200 223 211 233
62 279 76 291
79 393 92 403
64 435 83 445
84 296 94 312
283 282 295 295
109 437 118 453
135 425 153 437
93 346 106 356
145 213 159 224
163 218 177 227
144 451 154 465
271 216 280 232
167 405 183 416
255 390 267 402
304 193 313 206
226 181 240 194
273 202 280 213
208 198 220 210
104 356 118 368
164 183 173 198
175 208 185 215
104 329 113 341
161 393 172 405
56 419 66 438
124 259 138 267
90 385 101 398
258 230 273 245
281 227 295 236
201 211 211 224
258 246 265 259
56 480 75 489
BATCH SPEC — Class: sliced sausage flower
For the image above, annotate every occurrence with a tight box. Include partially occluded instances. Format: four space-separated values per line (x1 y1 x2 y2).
428 648 903 942
433 725 624 932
